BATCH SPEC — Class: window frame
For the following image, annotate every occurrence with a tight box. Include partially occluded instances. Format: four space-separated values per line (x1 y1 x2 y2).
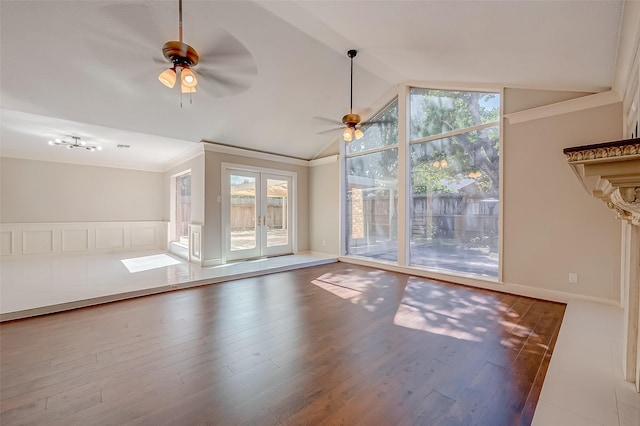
170 169 192 247
340 83 504 284
343 97 399 261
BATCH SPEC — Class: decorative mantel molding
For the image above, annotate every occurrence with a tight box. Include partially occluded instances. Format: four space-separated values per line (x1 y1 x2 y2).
610 187 640 225
566 137 640 392
564 138 640 225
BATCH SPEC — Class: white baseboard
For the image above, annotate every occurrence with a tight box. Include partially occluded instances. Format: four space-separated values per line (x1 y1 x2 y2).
202 257 224 267
338 256 620 307
168 242 189 260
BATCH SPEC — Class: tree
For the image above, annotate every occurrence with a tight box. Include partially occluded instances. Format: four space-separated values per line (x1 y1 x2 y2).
410 90 500 195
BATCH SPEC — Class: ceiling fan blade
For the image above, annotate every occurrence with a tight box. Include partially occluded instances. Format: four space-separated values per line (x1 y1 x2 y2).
196 28 253 61
197 69 252 97
317 127 343 135
152 56 167 65
197 60 257 78
194 27 257 77
313 116 343 126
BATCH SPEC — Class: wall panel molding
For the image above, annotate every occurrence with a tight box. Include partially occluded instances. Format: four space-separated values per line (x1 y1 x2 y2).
61 229 89 252
0 222 167 257
1 231 14 256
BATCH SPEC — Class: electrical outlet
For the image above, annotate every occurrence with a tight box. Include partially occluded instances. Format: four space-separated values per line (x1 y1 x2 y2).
569 273 578 283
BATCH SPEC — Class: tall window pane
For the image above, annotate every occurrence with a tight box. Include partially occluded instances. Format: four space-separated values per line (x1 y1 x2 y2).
345 98 398 262
409 89 500 278
346 149 398 261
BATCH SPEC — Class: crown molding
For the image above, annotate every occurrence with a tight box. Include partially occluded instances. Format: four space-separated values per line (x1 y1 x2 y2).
201 140 310 167
504 90 621 124
309 155 338 167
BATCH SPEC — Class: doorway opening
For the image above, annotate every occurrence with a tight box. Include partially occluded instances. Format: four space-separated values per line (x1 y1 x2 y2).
222 164 296 262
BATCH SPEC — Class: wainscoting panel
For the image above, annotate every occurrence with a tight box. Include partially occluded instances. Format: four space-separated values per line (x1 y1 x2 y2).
22 230 54 255
62 229 89 252
0 222 167 257
1 231 13 256
131 226 157 248
95 228 125 250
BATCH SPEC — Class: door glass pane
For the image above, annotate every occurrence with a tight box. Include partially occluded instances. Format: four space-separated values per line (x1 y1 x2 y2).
230 175 256 251
175 173 191 244
266 179 288 248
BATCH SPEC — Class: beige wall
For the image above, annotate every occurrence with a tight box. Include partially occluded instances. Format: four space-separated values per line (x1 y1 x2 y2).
202 150 310 263
309 160 340 254
1 157 164 223
307 89 624 302
503 99 623 301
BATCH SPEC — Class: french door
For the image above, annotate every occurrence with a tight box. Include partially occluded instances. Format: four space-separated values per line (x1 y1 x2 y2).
223 166 294 261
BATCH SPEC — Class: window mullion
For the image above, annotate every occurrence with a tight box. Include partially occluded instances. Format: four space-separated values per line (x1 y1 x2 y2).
345 143 398 159
409 121 499 145
397 85 410 266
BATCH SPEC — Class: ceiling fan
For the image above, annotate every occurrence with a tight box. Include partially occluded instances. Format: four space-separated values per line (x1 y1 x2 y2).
150 0 256 99
316 49 384 142
157 0 198 94
342 49 364 142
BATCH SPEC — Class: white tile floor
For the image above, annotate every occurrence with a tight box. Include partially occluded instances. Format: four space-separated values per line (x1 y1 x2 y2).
532 300 640 426
0 250 337 321
1 251 638 424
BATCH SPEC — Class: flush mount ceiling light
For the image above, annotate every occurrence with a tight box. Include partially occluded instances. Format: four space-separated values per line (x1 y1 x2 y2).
158 0 199 100
48 136 102 152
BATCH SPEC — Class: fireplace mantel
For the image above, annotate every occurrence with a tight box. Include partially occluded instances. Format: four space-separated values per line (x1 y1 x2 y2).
565 137 640 392
564 138 640 225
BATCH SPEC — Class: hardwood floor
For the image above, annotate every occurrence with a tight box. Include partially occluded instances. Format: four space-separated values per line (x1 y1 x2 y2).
0 262 565 425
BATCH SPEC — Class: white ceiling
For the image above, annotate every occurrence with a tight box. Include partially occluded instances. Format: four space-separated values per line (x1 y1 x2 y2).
0 0 625 170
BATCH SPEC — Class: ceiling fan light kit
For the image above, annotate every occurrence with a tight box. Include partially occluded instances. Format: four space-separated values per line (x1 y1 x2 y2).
158 68 177 88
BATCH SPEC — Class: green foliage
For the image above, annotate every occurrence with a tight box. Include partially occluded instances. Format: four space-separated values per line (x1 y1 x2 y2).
409 89 500 195
346 90 500 197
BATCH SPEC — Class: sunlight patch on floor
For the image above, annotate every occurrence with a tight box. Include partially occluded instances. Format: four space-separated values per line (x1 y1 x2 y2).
120 254 182 273
393 303 483 342
311 279 361 300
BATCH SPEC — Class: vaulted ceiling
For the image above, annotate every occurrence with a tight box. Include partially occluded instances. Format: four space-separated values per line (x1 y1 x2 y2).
0 0 625 170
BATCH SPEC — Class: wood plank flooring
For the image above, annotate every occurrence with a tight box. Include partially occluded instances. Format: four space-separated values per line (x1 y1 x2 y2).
0 262 565 425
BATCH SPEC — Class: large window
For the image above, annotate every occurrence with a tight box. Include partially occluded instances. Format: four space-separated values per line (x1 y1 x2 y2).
345 99 399 262
343 88 501 279
410 89 500 278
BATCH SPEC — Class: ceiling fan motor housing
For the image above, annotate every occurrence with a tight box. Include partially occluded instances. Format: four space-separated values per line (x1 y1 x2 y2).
342 113 361 126
162 41 200 67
